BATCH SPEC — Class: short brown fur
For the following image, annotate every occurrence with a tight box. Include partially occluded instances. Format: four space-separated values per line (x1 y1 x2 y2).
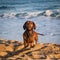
23 21 38 48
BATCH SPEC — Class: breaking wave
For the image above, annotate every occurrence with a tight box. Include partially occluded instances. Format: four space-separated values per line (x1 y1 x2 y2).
0 10 60 19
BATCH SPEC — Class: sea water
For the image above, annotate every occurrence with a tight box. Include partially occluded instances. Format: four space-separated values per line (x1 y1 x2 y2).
0 0 60 44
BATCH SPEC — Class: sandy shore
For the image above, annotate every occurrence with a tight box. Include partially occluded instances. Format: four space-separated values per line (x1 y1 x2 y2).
0 38 60 60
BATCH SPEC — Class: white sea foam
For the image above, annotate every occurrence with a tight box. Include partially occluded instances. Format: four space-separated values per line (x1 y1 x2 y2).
0 10 60 19
45 10 53 16
4 12 16 18
25 11 42 18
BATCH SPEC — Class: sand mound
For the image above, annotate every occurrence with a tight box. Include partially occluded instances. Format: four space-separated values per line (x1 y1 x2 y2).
0 39 60 60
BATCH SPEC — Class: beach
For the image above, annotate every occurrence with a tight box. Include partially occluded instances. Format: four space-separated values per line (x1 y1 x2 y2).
0 0 60 44
0 39 60 60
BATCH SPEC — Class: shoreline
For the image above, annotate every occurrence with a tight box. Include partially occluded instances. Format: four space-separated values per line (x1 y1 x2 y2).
0 38 60 60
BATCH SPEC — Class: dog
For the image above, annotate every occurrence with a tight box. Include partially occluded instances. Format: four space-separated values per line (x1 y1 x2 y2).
23 21 38 48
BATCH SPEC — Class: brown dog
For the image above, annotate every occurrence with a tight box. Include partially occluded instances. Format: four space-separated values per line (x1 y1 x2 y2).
23 21 38 48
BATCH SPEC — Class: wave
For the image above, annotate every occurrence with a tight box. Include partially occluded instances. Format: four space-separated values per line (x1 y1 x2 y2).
0 6 13 9
0 10 60 18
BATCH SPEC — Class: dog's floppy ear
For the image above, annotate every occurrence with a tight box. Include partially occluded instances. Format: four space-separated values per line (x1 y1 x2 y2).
23 21 27 30
33 22 36 29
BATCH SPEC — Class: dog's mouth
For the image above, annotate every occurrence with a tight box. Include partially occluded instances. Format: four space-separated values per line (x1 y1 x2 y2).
27 27 33 30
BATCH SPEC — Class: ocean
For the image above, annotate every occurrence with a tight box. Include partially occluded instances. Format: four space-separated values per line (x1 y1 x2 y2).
0 0 60 44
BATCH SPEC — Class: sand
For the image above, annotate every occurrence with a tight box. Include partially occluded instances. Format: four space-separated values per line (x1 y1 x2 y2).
0 38 60 60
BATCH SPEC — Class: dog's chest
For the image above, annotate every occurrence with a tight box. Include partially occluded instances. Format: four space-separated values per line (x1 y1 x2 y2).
26 32 35 41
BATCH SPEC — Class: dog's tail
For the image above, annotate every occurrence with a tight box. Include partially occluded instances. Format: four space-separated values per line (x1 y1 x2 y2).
37 33 44 36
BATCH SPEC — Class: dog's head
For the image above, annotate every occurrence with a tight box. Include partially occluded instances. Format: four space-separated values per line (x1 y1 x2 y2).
23 21 36 30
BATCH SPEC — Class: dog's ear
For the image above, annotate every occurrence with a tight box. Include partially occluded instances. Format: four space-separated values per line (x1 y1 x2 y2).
23 21 27 30
33 22 36 29
23 22 26 30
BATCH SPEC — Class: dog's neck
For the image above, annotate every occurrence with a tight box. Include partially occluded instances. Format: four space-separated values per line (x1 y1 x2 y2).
26 30 33 37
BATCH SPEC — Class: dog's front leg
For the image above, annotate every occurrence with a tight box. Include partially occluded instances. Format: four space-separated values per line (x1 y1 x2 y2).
35 34 38 44
24 40 27 47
